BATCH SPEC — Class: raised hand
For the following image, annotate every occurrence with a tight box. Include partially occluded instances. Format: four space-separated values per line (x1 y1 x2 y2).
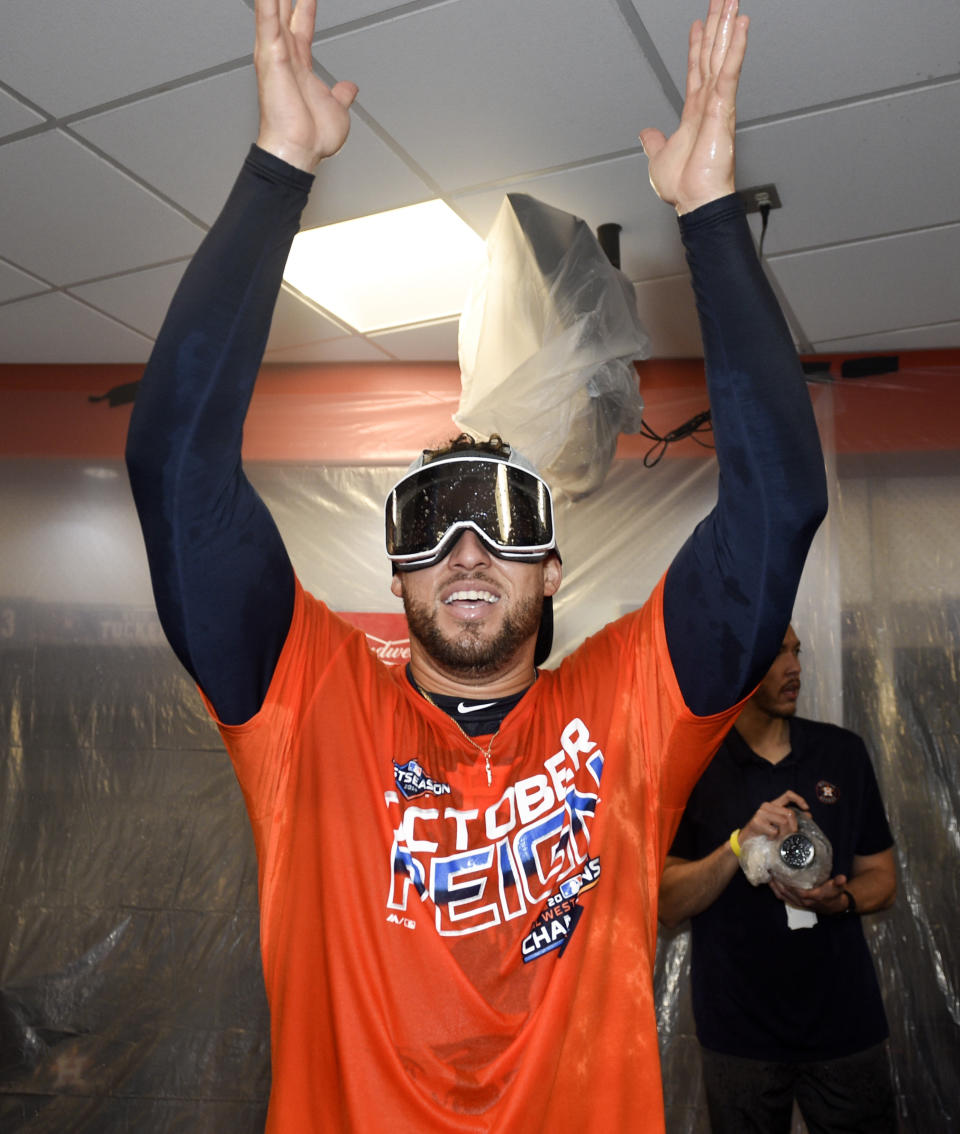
255 0 358 171
639 0 748 215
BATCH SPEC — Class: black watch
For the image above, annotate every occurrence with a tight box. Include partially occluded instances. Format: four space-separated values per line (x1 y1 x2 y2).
841 889 857 915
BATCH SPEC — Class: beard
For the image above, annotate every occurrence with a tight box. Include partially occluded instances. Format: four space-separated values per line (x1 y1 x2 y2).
402 590 543 678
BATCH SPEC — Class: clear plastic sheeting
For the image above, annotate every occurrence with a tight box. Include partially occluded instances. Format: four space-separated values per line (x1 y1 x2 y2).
456 193 650 497
656 448 960 1134
1 439 958 1131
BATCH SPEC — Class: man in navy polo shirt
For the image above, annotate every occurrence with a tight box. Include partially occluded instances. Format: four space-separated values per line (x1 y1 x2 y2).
659 626 898 1133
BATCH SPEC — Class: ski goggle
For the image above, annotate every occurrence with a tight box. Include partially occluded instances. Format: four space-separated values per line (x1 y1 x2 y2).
385 455 556 570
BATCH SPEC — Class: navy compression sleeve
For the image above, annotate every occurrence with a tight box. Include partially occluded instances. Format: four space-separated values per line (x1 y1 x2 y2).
126 147 312 724
663 195 827 716
128 153 824 726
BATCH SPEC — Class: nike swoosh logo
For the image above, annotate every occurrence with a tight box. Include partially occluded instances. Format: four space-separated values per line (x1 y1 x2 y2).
457 701 497 714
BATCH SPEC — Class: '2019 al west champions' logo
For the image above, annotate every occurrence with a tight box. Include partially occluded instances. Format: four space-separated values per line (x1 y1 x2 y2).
394 759 453 800
521 856 600 962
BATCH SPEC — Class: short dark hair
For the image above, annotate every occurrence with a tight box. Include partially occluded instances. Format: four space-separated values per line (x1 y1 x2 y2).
421 433 511 465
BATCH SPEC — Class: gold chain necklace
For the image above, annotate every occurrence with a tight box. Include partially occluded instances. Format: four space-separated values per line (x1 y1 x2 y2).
415 684 497 786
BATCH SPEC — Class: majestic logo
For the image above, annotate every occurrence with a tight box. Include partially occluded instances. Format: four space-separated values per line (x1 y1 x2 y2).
816 779 839 804
521 857 601 963
386 913 416 930
394 759 452 800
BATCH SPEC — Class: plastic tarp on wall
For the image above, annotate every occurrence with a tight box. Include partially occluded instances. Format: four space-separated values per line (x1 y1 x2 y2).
1 399 958 1130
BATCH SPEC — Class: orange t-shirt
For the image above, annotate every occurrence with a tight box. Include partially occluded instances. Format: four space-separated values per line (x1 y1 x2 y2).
211 575 741 1133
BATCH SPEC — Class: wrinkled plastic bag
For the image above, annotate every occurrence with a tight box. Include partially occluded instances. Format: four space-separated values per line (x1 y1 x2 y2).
740 812 833 889
456 193 651 498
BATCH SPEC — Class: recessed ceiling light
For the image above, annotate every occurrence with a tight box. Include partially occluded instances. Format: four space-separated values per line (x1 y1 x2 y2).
282 200 487 334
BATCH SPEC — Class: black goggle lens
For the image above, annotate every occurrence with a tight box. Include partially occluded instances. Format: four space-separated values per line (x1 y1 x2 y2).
385 459 554 565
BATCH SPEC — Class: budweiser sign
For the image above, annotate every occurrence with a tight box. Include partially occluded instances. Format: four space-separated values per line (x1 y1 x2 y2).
337 612 411 667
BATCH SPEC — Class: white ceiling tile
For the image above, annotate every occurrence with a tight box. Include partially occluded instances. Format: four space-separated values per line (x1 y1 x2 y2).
0 261 51 304
814 322 960 354
736 84 960 254
74 67 434 226
72 70 260 224
632 276 702 359
0 293 151 363
637 0 960 121
453 155 686 282
268 289 352 351
315 0 425 30
301 118 435 228
769 227 960 344
317 0 678 190
1 0 253 117
69 262 189 338
235 0 414 31
0 89 45 137
368 319 460 361
0 0 957 369
71 265 370 353
262 335 390 363
0 132 204 284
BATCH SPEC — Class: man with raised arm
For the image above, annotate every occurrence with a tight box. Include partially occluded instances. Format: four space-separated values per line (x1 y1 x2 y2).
125 0 827 1130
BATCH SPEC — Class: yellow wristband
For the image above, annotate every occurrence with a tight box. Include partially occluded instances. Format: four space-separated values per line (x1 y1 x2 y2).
729 828 742 858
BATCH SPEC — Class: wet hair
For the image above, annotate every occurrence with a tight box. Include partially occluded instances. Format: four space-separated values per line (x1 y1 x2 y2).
421 433 511 465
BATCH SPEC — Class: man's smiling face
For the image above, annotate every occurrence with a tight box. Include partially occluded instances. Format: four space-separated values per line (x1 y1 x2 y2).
391 529 561 680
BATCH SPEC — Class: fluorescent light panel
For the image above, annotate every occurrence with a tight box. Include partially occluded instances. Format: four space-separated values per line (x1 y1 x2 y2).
283 200 486 334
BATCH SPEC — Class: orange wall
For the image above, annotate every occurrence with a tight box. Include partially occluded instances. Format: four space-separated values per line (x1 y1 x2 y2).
1 351 958 462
